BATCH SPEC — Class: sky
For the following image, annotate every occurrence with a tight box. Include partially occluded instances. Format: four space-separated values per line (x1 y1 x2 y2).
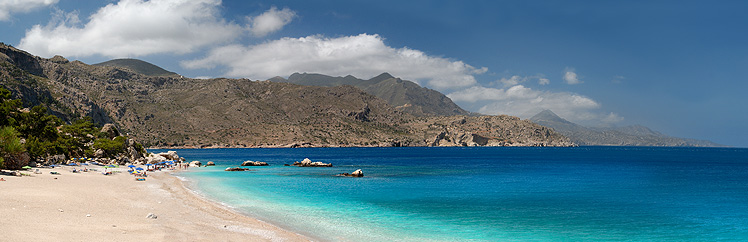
1 0 747 147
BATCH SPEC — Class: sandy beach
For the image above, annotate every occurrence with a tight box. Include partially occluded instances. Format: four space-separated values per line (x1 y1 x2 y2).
0 166 312 242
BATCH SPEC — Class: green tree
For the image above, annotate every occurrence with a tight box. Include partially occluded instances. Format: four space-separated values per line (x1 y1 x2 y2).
15 105 61 142
0 87 22 127
0 126 28 170
93 136 128 158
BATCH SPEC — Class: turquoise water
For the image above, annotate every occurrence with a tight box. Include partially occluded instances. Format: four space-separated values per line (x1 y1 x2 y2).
151 147 748 241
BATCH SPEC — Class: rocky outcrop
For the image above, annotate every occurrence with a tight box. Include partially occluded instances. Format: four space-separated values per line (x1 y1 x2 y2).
189 160 201 167
206 161 215 166
292 158 332 167
241 160 268 166
44 154 66 165
100 124 120 139
421 115 575 147
225 167 249 171
94 149 105 158
338 169 363 177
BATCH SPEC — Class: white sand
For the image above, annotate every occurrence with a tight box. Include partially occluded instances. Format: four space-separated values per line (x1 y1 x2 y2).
0 167 312 242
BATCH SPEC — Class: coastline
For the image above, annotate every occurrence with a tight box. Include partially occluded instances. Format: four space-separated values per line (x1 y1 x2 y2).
0 166 312 242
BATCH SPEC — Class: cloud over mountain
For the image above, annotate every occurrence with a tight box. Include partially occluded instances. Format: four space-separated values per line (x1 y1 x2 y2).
18 0 242 57
0 0 57 21
182 33 487 90
448 84 620 125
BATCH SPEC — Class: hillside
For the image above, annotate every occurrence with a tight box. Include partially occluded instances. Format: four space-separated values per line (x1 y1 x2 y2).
273 72 471 117
530 110 723 147
0 43 572 148
94 58 178 77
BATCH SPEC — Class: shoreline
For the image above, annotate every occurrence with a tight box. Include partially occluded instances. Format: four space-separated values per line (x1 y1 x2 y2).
0 166 312 242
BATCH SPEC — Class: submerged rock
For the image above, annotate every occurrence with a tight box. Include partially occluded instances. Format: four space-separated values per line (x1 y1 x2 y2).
225 167 250 171
241 160 268 166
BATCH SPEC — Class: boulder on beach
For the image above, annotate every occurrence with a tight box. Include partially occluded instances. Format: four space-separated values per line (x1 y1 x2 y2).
206 161 215 166
292 158 332 167
225 167 250 171
189 161 202 167
241 160 268 166
339 169 364 177
94 149 105 158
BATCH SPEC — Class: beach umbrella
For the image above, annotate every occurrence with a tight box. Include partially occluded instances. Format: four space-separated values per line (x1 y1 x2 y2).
127 165 136 168
22 166 32 169
136 167 144 171
69 163 78 166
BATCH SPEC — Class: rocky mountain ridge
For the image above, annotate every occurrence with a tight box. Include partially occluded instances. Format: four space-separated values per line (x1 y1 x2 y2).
530 110 723 147
272 72 472 117
0 43 573 148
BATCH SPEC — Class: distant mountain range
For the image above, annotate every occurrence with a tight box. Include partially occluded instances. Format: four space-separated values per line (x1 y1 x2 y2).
530 110 724 147
0 43 571 148
94 58 178 77
271 72 471 117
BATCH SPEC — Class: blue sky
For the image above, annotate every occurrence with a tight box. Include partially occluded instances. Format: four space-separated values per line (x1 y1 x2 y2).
1 0 747 147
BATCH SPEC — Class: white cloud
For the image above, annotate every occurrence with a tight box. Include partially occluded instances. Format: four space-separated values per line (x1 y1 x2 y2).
564 67 582 85
18 0 243 58
449 84 620 124
0 0 57 21
602 112 624 123
182 33 486 90
247 7 296 37
612 75 625 84
498 75 524 87
538 77 550 85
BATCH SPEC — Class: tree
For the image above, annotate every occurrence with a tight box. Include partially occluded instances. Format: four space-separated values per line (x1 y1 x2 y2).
0 87 21 127
0 126 28 170
93 136 128 158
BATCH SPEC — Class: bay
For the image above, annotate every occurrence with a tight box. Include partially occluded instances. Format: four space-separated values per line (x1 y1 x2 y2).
150 147 748 241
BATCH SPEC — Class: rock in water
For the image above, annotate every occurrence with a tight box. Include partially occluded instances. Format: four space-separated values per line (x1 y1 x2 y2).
241 160 268 166
351 169 363 177
189 161 201 167
291 158 332 167
206 161 215 166
225 167 250 171
338 169 364 177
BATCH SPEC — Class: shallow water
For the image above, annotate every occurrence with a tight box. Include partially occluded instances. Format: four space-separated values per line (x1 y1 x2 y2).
151 147 748 241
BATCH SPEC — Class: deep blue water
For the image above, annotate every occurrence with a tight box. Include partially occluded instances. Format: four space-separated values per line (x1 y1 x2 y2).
150 147 748 241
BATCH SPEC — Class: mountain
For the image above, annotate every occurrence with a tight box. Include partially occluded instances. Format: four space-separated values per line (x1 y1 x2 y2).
273 72 472 117
0 43 572 148
94 58 178 77
530 110 724 147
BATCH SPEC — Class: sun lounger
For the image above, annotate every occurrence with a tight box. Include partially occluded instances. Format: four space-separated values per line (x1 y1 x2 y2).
50 171 60 175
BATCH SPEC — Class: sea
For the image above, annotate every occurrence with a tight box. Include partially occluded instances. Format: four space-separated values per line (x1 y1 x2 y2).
149 147 748 241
